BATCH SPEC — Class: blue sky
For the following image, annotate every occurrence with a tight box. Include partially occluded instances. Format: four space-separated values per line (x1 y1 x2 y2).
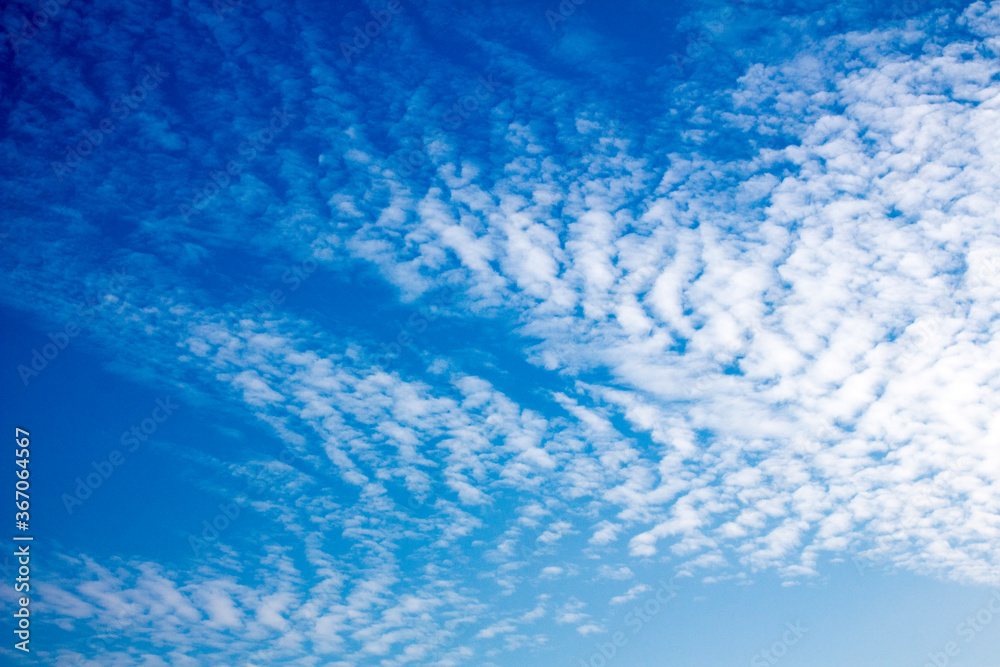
3 0 1000 664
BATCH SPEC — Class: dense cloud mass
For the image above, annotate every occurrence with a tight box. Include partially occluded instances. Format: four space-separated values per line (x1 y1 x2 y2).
2 0 1000 663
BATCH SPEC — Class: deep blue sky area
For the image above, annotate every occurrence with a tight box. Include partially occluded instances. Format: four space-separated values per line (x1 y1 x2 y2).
3 0 1000 665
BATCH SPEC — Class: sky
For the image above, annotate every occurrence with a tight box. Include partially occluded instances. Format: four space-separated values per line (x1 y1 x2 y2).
2 0 1000 665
